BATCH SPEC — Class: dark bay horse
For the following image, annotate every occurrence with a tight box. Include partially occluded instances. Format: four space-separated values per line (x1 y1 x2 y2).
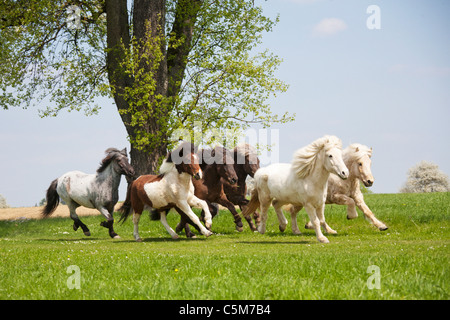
42 148 135 238
222 143 261 231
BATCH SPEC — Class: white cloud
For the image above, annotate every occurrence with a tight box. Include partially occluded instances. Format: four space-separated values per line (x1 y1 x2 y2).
312 18 348 37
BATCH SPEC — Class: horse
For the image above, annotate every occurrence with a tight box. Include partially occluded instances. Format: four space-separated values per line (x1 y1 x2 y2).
172 146 241 236
242 135 349 243
221 143 261 231
118 142 213 241
289 143 387 232
41 148 135 239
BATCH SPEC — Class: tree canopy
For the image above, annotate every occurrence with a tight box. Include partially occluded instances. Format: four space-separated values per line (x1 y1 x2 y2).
0 0 293 174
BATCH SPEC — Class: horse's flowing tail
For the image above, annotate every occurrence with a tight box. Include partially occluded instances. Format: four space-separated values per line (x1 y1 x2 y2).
42 179 60 217
118 181 134 223
241 188 260 218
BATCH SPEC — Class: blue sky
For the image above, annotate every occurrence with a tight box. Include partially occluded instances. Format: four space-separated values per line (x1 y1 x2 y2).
1 0 449 207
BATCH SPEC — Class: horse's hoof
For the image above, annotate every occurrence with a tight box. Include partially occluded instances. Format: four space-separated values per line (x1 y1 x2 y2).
304 222 313 230
73 224 79 232
292 230 302 235
279 225 287 232
136 238 143 242
203 230 213 237
235 226 244 232
379 225 388 231
113 235 121 239
171 234 180 240
318 236 330 244
84 231 91 236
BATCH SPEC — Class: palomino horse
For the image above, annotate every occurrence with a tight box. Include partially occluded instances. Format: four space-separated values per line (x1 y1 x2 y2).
42 148 135 238
242 135 349 243
172 146 241 236
118 142 213 241
222 143 261 231
294 143 387 232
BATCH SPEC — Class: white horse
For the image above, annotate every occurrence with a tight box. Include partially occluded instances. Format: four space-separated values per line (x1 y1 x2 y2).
289 143 388 232
242 135 349 243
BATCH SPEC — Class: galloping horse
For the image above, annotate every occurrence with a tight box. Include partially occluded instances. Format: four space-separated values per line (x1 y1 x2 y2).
297 143 387 231
222 143 261 231
118 142 213 241
242 135 349 243
42 148 135 238
172 146 241 236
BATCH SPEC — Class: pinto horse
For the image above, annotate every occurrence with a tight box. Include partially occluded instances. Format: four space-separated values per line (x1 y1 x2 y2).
42 148 135 238
242 135 349 243
169 146 247 236
118 143 213 241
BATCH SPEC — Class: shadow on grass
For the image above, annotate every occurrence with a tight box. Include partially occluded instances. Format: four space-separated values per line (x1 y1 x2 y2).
37 237 104 242
115 236 209 243
237 240 311 245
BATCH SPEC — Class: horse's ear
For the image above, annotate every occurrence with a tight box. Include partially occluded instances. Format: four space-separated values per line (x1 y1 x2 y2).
368 147 373 158
355 147 359 152
121 148 127 156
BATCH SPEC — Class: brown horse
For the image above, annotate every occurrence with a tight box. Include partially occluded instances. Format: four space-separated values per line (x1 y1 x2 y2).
221 143 261 231
171 144 260 236
118 142 213 241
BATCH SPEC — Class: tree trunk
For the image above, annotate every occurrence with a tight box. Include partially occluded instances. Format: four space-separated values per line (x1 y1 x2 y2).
106 0 168 176
105 0 202 177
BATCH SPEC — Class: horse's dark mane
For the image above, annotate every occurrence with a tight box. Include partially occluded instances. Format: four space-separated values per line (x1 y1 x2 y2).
167 141 198 163
97 148 125 173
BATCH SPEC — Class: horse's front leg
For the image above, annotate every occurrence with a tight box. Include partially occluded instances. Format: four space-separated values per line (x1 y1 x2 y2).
174 207 199 238
316 203 337 235
177 200 212 237
330 193 358 219
304 204 329 243
187 195 213 230
68 202 90 236
354 196 388 231
98 207 120 239
217 198 244 232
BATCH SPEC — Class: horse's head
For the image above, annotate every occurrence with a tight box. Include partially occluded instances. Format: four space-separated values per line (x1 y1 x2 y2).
210 146 238 185
235 144 260 178
99 148 135 178
347 145 374 187
322 137 349 180
169 142 202 180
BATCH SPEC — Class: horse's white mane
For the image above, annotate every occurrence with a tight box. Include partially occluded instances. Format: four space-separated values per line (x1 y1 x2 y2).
159 159 176 175
291 135 342 179
234 143 257 157
343 143 372 164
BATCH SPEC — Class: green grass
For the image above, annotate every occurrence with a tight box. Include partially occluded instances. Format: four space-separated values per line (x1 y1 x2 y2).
0 192 449 300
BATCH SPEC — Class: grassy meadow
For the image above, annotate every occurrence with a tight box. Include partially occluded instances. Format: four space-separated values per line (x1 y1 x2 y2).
0 192 449 300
